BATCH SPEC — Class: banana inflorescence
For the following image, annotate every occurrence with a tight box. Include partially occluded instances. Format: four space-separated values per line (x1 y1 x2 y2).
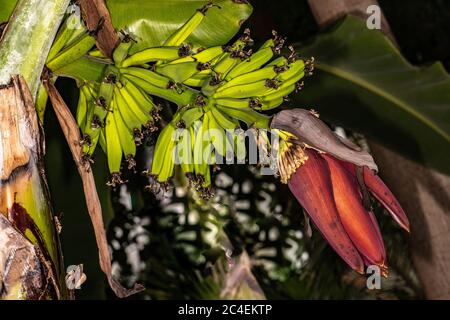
45 1 314 197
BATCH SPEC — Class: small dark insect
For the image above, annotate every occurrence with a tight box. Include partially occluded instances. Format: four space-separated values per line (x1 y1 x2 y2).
249 98 262 109
89 16 105 37
79 134 92 147
133 128 144 145
197 61 211 71
178 43 192 57
176 120 186 129
265 79 280 89
283 95 291 102
91 114 102 129
195 95 207 107
209 73 221 86
104 73 117 84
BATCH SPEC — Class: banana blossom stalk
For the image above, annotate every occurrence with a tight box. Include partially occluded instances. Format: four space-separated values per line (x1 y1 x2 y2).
272 109 409 275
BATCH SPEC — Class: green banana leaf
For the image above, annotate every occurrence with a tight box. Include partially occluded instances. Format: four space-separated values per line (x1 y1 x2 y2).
105 0 253 54
0 0 17 23
293 15 450 174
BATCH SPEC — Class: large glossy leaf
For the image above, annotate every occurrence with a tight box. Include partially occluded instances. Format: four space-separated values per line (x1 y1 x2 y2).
105 0 253 53
0 0 17 23
293 16 450 174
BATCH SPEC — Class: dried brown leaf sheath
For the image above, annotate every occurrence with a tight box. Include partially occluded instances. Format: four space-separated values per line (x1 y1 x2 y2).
0 76 60 299
45 81 144 298
77 0 120 58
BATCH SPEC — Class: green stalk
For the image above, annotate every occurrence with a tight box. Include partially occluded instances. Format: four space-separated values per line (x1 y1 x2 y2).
0 0 70 98
0 0 70 299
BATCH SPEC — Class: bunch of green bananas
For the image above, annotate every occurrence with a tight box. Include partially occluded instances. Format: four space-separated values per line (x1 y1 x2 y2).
46 1 313 195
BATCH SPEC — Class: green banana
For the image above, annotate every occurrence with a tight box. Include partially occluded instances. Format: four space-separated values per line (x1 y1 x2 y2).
36 82 49 122
216 105 270 128
192 46 223 63
181 107 204 128
277 59 305 82
99 127 107 154
97 65 119 115
113 40 134 66
118 81 152 125
232 129 247 162
213 97 250 109
47 32 96 71
114 86 144 131
211 107 238 130
211 37 248 76
216 65 278 93
121 78 155 118
76 85 88 128
225 39 275 80
201 75 221 96
213 79 274 99
105 105 123 173
113 97 137 157
194 115 210 177
183 72 210 87
121 47 183 68
88 49 108 59
259 84 295 110
176 127 194 175
206 110 226 157
155 61 199 83
151 124 176 176
156 130 177 182
81 85 101 155
123 74 196 106
47 15 77 62
120 67 171 89
163 1 215 46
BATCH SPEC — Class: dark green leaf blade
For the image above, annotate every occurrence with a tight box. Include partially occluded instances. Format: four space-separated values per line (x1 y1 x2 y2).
0 0 18 23
105 0 253 53
293 15 450 173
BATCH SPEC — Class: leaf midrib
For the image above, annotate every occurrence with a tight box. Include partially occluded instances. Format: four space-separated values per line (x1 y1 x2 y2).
317 63 450 142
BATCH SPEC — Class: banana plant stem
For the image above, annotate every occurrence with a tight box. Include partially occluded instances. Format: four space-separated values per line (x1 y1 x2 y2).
0 0 71 100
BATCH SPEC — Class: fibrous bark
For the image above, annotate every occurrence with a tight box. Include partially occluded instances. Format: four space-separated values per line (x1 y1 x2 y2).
0 76 64 299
